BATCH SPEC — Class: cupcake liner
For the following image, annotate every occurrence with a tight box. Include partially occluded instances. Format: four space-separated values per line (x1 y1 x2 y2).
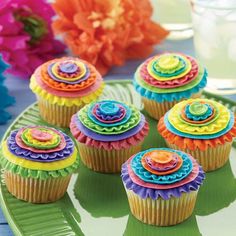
125 188 198 226
142 91 202 120
166 141 232 172
4 171 71 203
37 96 82 127
77 142 143 173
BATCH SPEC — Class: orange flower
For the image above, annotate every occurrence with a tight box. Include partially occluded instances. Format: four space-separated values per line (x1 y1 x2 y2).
52 0 168 75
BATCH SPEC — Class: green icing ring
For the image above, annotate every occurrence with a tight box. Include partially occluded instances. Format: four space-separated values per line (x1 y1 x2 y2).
0 150 79 180
78 104 141 135
21 128 61 150
135 64 204 94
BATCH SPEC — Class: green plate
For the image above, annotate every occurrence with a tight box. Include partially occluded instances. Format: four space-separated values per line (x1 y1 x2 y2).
1 80 236 236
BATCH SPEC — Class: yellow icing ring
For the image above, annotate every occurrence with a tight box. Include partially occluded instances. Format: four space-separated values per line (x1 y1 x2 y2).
51 61 87 82
23 129 59 147
30 77 105 107
168 99 230 135
147 55 192 81
2 141 77 171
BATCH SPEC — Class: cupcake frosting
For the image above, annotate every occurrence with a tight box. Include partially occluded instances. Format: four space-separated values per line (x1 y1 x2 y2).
30 57 104 106
158 98 236 151
134 53 207 102
70 100 149 150
0 126 79 179
121 148 205 200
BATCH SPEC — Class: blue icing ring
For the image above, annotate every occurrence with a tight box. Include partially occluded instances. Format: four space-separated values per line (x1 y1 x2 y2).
88 101 132 127
185 104 213 121
133 69 207 103
164 111 235 139
151 56 187 77
131 148 193 185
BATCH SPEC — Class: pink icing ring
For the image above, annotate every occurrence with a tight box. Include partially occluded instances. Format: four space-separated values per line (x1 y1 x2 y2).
127 155 199 190
92 104 126 124
34 66 103 98
15 127 66 153
31 128 53 141
140 56 199 88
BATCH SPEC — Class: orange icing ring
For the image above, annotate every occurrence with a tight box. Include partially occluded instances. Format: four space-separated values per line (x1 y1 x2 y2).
141 151 183 175
181 104 216 125
157 116 236 151
41 59 97 92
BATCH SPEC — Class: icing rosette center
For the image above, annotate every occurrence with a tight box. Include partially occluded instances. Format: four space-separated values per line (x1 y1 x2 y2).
189 102 208 116
59 60 79 74
99 102 120 116
31 128 53 142
157 55 180 70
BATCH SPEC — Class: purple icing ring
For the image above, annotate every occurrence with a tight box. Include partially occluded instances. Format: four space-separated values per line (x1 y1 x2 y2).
93 104 126 123
145 155 178 172
73 114 146 142
47 62 91 85
59 61 78 74
7 130 74 162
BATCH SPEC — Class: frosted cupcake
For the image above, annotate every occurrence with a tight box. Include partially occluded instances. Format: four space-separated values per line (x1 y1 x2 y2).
0 126 79 203
30 57 104 127
70 100 149 173
158 98 236 172
121 148 205 226
133 53 207 120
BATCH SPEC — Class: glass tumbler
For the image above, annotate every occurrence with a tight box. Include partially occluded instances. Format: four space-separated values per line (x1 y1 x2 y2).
151 0 193 40
191 0 236 94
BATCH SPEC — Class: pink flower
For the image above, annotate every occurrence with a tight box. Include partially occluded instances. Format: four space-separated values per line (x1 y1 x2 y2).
0 0 65 78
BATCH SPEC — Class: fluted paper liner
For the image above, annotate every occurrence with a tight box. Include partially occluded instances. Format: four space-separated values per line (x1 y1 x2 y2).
166 141 232 172
78 142 142 173
126 189 198 226
37 96 82 128
142 91 202 120
4 171 71 203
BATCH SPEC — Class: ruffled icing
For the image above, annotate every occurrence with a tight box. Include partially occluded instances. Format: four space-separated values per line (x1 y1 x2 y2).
121 148 205 200
164 99 235 139
0 126 79 179
70 100 149 150
133 53 207 102
30 57 104 106
158 116 236 151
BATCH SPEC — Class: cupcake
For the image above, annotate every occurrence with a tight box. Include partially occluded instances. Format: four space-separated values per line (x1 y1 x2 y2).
0 126 79 203
121 148 205 226
70 100 149 173
30 57 104 127
158 98 236 172
133 53 207 120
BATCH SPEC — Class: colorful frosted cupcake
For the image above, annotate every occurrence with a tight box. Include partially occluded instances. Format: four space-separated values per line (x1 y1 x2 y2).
133 53 207 120
0 126 79 203
158 98 236 172
121 148 205 226
30 57 104 127
70 100 149 173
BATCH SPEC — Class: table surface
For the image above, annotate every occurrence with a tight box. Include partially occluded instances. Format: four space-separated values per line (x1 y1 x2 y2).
0 38 235 236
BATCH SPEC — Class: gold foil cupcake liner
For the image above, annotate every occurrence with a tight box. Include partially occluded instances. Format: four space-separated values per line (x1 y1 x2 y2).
166 141 232 172
126 189 198 226
142 91 202 120
4 171 71 203
77 142 143 173
37 96 82 127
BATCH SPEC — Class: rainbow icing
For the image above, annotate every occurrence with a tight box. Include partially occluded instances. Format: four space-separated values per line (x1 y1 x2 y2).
0 126 79 179
121 148 205 200
70 100 149 150
163 98 235 139
30 57 104 106
133 53 207 102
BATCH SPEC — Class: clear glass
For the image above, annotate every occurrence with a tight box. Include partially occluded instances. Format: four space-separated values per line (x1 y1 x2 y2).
191 0 236 95
151 0 193 40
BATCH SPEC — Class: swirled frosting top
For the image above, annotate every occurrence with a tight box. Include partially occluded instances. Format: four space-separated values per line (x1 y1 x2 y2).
71 100 147 142
164 98 235 139
2 126 78 171
133 53 207 102
121 148 205 200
